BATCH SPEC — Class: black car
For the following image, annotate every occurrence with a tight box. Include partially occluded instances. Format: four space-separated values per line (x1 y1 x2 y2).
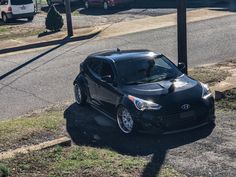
73 49 215 134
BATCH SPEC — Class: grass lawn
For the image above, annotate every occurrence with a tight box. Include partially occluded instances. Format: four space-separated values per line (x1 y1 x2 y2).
216 88 236 111
0 111 65 152
0 145 184 177
0 27 7 33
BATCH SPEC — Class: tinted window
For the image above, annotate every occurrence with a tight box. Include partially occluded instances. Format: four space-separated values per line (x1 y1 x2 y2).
116 55 182 85
88 59 102 77
100 62 114 79
0 0 8 5
11 0 33 5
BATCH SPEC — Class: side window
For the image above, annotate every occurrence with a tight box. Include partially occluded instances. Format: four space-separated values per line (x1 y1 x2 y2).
88 58 102 77
100 62 114 79
0 0 8 5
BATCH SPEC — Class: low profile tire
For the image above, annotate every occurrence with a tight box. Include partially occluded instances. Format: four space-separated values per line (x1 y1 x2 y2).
74 83 86 105
27 16 34 21
103 1 109 10
84 0 89 9
117 106 135 134
2 13 8 23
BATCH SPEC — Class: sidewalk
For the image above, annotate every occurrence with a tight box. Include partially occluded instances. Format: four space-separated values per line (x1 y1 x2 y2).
0 8 234 55
98 8 234 38
0 27 101 54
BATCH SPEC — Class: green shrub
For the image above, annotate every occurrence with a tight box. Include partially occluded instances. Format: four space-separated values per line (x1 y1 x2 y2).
45 5 64 31
0 163 10 177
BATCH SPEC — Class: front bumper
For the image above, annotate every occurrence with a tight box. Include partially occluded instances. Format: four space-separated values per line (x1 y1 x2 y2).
6 12 35 19
134 97 215 134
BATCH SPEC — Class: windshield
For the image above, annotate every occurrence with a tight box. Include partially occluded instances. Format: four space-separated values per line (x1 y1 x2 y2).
116 55 182 85
11 0 33 5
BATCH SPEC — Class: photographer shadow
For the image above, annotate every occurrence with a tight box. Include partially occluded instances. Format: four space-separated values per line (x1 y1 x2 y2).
64 103 214 177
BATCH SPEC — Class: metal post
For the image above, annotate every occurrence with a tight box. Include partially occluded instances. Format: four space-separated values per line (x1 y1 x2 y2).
65 0 73 36
177 0 187 74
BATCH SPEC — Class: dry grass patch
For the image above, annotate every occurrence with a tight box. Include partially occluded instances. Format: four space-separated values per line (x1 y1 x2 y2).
189 67 230 86
0 111 65 152
1 146 184 177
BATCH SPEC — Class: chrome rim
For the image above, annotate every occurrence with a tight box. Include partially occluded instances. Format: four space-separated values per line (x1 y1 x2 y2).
85 1 89 8
74 84 82 104
117 107 134 134
103 2 108 10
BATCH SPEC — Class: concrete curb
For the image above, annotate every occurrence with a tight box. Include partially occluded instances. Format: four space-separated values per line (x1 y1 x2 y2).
0 28 102 55
0 137 71 160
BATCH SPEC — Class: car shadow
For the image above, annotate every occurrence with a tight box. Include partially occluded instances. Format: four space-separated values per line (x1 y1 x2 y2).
64 103 215 177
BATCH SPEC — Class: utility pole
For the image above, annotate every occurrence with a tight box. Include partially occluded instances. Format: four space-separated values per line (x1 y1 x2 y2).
65 0 73 36
177 0 187 74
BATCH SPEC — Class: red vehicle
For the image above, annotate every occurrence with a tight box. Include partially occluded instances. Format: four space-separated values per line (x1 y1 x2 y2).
84 0 133 10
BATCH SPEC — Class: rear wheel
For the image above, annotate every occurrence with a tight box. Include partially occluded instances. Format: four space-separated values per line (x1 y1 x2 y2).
117 106 135 134
74 83 86 105
2 13 8 23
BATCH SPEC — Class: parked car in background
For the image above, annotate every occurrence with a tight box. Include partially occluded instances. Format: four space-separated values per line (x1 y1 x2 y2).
46 0 79 6
73 49 215 135
0 0 35 23
84 0 134 10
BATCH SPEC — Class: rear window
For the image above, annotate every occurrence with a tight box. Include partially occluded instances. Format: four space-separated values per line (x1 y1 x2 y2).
11 0 33 5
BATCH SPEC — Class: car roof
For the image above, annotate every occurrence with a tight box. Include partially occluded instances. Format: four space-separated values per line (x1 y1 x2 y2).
88 49 162 63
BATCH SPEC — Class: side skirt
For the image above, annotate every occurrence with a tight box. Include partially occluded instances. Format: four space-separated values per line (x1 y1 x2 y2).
90 104 116 123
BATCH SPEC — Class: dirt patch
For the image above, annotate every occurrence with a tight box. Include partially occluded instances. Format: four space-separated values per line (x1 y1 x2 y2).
0 111 66 153
189 66 230 86
216 88 236 111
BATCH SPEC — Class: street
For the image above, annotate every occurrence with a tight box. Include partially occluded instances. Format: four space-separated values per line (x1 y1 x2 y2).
0 14 236 119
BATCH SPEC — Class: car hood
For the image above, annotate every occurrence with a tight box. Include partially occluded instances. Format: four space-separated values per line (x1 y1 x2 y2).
121 74 202 102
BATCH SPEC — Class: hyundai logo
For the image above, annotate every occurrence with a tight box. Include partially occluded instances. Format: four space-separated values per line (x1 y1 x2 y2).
181 104 191 110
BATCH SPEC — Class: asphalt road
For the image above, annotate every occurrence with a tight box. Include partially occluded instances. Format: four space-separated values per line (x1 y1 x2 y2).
0 14 236 119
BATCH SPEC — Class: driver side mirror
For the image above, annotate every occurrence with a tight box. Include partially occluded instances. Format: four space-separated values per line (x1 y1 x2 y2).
101 75 113 83
178 62 186 72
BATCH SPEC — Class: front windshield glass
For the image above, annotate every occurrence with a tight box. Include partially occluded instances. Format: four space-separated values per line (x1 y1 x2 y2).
116 55 182 85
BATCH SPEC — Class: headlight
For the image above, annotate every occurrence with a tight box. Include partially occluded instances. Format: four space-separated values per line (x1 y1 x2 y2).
128 95 162 111
201 83 212 99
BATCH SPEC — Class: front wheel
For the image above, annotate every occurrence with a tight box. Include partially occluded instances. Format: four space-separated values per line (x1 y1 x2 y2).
74 83 86 105
117 106 135 134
